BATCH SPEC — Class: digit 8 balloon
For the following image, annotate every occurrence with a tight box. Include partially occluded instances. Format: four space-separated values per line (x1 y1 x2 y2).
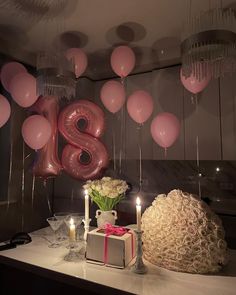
58 100 109 180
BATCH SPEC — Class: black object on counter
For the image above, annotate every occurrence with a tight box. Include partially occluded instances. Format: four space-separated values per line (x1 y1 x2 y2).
0 232 31 251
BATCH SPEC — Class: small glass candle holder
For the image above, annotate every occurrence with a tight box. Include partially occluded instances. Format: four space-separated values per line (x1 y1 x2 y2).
64 214 84 262
131 230 147 274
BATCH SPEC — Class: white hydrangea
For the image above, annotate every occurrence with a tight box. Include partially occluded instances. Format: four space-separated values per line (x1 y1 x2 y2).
83 177 128 199
142 189 228 274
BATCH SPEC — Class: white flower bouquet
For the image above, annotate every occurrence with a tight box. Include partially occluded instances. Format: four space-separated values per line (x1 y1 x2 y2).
83 177 128 211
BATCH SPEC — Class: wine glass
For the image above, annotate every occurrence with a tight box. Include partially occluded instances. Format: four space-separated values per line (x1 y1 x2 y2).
64 213 84 244
54 212 71 241
46 217 63 248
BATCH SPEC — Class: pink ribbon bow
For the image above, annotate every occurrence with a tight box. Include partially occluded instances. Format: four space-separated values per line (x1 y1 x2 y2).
102 223 134 265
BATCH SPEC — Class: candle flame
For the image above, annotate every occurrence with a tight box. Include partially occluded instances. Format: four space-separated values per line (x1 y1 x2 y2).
70 217 74 225
136 196 141 206
85 189 88 195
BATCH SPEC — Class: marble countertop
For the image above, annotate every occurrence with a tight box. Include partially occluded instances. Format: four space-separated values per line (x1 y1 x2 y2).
0 227 236 295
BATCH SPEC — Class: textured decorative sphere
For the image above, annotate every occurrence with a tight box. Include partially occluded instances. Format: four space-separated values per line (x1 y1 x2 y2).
142 189 228 274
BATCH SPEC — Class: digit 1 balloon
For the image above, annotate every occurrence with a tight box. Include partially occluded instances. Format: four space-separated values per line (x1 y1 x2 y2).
58 100 109 180
30 96 62 178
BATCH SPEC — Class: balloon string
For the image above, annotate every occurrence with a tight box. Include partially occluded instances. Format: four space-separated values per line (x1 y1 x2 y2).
6 107 14 213
195 94 202 199
31 175 35 210
164 148 167 159
21 140 25 232
44 179 52 215
138 124 143 192
119 76 126 175
112 124 116 172
71 188 74 210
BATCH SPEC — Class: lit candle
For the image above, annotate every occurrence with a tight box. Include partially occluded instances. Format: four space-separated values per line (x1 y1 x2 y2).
69 217 76 242
136 197 141 231
84 189 89 221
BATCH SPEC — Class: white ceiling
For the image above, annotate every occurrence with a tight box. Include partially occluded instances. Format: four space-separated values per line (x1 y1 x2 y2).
0 0 235 79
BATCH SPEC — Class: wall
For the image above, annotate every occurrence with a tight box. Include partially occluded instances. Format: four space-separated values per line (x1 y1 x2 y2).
0 56 53 242
53 67 236 249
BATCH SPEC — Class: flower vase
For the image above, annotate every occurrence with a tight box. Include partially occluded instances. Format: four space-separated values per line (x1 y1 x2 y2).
95 210 117 228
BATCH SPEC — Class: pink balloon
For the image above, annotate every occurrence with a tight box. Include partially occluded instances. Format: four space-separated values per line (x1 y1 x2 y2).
100 80 126 113
0 94 11 128
58 100 109 180
151 112 180 148
22 115 52 150
9 72 38 107
127 90 153 124
0 62 27 92
180 68 210 94
31 96 62 178
65 48 88 78
111 46 135 78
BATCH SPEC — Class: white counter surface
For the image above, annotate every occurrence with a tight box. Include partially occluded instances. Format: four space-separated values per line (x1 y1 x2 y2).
0 227 236 295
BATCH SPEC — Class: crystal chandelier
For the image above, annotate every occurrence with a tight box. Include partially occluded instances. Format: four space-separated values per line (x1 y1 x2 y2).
36 51 76 100
181 1 236 80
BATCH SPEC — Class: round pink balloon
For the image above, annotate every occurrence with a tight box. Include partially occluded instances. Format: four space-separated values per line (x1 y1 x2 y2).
65 48 88 78
0 94 11 128
151 112 180 148
1 62 27 92
100 80 125 113
9 72 38 107
127 90 153 124
180 68 211 94
22 115 52 150
111 46 135 78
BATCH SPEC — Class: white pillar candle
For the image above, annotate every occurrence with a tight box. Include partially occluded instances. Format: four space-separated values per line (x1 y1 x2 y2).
69 217 76 242
136 197 141 231
84 189 89 221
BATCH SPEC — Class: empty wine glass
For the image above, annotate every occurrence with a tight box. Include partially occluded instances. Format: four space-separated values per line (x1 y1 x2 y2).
54 212 71 241
46 217 63 248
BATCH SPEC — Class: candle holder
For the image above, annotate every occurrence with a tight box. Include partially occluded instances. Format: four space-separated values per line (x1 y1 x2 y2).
64 238 81 262
78 218 91 257
131 230 147 274
82 218 91 241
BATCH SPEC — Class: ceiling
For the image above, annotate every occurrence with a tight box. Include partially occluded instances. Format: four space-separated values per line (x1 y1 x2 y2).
0 0 235 79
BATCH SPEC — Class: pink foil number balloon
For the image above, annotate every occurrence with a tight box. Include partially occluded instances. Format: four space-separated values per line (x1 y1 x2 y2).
180 68 211 94
127 90 154 124
31 96 62 178
22 115 52 150
65 48 88 78
151 112 180 148
100 80 126 113
111 46 135 78
0 94 11 128
58 100 109 180
9 72 38 107
1 62 27 92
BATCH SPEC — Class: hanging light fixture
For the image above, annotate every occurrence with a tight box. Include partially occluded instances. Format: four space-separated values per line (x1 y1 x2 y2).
36 51 76 100
181 0 236 80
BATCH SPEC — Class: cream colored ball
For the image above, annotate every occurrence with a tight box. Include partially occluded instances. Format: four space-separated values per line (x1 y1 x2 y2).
142 189 228 274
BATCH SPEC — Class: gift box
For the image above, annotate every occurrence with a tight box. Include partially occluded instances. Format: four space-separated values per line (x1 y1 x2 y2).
86 225 135 269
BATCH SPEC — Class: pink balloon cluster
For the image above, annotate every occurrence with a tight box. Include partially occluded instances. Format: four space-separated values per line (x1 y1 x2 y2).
65 48 88 78
111 46 135 78
0 94 11 128
127 90 154 124
1 62 38 108
180 67 211 94
22 115 52 150
100 80 125 113
151 113 180 149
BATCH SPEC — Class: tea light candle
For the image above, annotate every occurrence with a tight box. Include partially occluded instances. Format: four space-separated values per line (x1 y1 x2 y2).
69 217 76 242
84 189 89 221
136 197 141 231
